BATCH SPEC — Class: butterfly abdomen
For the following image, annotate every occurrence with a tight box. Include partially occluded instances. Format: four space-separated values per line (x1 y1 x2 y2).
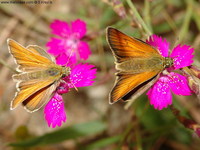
13 68 60 81
116 56 164 73
13 71 47 81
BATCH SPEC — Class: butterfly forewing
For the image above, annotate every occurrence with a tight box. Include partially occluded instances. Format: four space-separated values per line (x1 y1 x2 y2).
107 27 161 63
8 39 54 72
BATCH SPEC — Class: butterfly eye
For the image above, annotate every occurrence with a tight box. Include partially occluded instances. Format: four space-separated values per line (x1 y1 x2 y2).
61 73 66 78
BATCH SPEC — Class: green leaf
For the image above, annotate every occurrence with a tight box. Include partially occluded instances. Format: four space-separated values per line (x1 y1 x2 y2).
9 120 106 147
82 135 121 150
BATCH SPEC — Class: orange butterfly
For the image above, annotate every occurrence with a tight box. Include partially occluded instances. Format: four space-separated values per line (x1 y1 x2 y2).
106 27 173 104
8 39 70 112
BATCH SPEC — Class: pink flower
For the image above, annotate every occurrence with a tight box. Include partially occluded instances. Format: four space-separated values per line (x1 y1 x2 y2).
44 63 97 128
195 128 200 138
44 93 66 128
66 63 97 88
146 35 194 110
46 19 91 65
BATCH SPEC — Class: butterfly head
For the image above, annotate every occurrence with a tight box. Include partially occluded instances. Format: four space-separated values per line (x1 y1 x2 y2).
164 57 173 68
61 66 71 78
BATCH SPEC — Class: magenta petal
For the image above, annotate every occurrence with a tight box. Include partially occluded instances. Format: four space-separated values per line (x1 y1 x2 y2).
77 41 91 60
66 63 97 88
168 72 191 95
56 53 68 65
147 76 172 110
146 35 169 57
47 38 66 56
50 20 71 38
44 93 66 128
170 44 194 69
195 128 200 138
55 53 76 66
66 55 77 66
71 19 86 39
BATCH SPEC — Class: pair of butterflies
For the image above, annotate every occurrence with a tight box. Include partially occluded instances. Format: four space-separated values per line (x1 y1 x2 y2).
8 27 172 112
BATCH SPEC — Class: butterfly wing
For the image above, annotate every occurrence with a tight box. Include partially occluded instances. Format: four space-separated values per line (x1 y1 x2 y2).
7 39 55 72
109 71 160 103
11 78 57 110
26 45 54 62
124 74 160 109
106 27 161 63
22 82 59 112
8 39 63 112
107 27 164 103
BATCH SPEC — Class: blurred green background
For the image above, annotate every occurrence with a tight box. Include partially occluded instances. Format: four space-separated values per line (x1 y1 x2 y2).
0 0 200 149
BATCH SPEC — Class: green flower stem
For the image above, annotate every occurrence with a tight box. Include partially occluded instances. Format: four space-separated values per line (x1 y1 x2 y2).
169 105 200 135
0 58 17 73
144 0 153 33
126 0 152 35
178 0 193 42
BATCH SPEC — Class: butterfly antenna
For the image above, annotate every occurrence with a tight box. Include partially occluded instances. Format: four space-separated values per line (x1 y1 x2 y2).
171 37 180 53
65 48 75 66
71 81 79 92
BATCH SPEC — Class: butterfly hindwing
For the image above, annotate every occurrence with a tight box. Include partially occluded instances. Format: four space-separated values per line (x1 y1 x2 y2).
22 82 59 112
109 70 160 103
26 45 54 62
11 78 56 110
